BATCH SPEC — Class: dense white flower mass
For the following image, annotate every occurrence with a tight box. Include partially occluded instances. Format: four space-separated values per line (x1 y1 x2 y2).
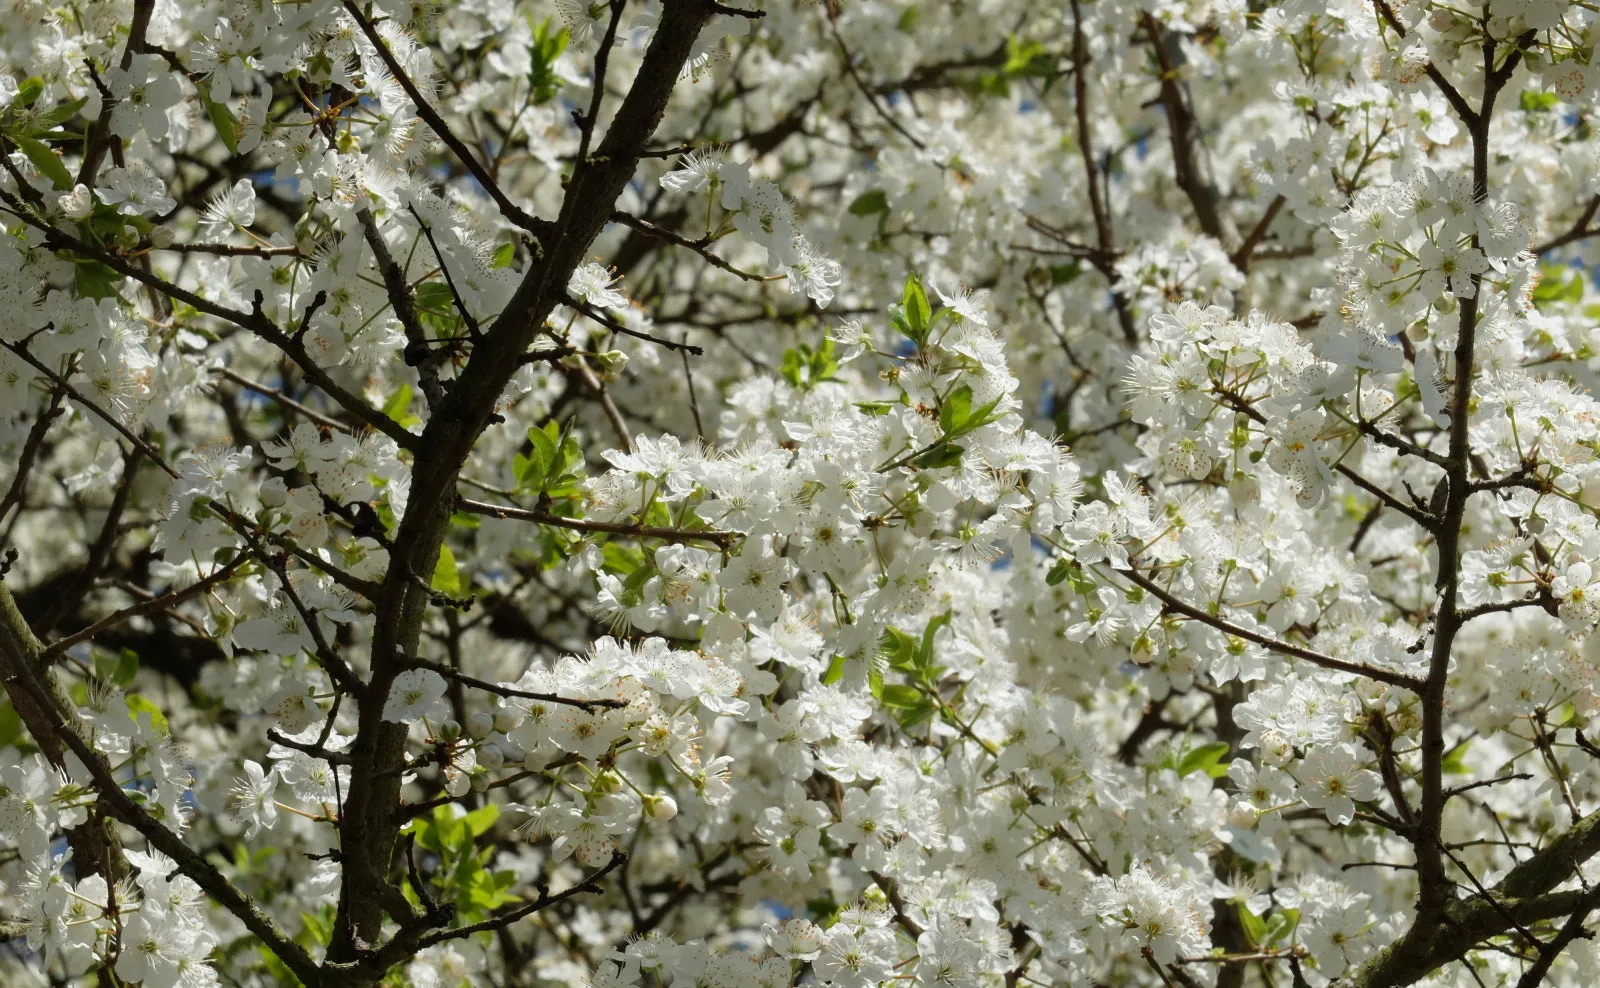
6 1 1600 987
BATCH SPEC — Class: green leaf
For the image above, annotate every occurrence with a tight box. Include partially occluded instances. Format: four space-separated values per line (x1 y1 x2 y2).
125 693 169 737
524 425 556 489
821 654 847 686
620 564 656 606
807 895 841 927
13 135 71 189
1533 264 1584 308
939 384 972 436
1177 741 1231 779
912 443 964 470
1441 740 1471 775
1521 89 1560 113
848 189 890 217
879 684 935 729
901 273 931 341
382 385 413 425
94 647 139 687
195 80 240 156
1236 902 1268 948
74 259 124 299
1264 908 1300 945
915 612 950 684
491 241 516 268
879 684 924 708
855 401 893 416
528 19 572 104
432 544 462 598
1002 36 1056 80
1047 261 1082 286
415 281 457 314
945 395 1003 442
879 627 918 674
8 77 44 112
28 96 88 132
780 338 841 390
463 803 500 837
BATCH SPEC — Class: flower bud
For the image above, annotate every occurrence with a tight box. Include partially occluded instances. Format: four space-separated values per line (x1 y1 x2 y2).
259 477 289 509
477 742 504 771
644 793 678 821
1228 801 1259 829
466 712 495 740
470 770 489 792
437 719 462 742
493 706 522 734
149 225 174 249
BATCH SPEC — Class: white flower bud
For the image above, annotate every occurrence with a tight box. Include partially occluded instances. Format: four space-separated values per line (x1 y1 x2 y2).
149 224 174 248
644 793 677 820
466 712 495 740
477 742 504 771
493 705 522 733
1228 800 1259 829
259 476 289 509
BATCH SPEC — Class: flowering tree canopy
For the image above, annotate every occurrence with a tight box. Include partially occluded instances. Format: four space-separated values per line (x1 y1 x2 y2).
8 0 1600 986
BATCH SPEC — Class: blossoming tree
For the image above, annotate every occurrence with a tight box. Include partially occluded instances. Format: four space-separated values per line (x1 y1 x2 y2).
5 0 1600 986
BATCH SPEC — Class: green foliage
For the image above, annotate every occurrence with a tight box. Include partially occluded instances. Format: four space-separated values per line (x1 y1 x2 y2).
892 272 933 345
195 79 240 155
528 19 571 105
432 543 463 599
73 258 125 299
848 189 889 218
1173 741 1231 779
847 189 891 237
12 134 70 189
1533 263 1584 308
908 384 1003 471
873 614 949 730
513 420 584 497
383 384 421 429
780 336 841 390
1046 558 1097 594
94 647 139 687
404 804 519 922
125 693 170 736
1521 89 1561 113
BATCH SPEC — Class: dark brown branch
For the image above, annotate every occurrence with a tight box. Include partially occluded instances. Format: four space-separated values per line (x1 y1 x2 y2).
39 558 244 661
455 494 735 546
1118 565 1424 690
